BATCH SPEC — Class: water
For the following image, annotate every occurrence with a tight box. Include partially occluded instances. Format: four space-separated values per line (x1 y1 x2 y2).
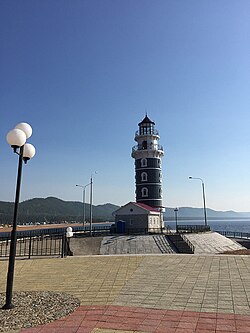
165 219 250 233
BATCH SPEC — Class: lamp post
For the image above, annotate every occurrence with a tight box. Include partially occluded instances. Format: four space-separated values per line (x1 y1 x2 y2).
189 176 207 227
2 123 36 309
174 208 178 233
76 183 91 228
89 171 97 236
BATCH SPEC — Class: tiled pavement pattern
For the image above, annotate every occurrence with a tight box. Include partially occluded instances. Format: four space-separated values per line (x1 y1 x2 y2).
185 232 245 254
17 304 250 333
1 254 250 332
0 256 143 306
112 255 250 314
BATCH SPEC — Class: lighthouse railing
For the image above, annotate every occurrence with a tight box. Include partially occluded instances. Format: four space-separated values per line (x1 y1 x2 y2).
135 129 159 137
132 144 164 153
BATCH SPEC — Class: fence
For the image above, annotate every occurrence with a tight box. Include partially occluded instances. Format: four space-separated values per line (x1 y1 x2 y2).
216 230 250 239
177 225 211 233
0 226 114 259
0 225 173 259
0 225 113 239
108 225 172 235
0 234 65 259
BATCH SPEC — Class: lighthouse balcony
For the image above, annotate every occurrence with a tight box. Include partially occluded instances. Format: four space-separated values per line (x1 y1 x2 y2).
135 129 159 138
132 143 164 154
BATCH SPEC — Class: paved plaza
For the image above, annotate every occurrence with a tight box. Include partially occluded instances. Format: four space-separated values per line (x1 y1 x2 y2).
1 253 250 332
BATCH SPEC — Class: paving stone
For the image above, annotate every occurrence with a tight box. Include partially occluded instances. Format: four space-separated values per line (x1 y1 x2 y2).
1 253 250 332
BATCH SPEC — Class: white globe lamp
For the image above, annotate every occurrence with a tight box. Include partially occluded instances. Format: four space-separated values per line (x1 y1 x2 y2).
23 144 36 163
6 129 26 148
15 122 32 139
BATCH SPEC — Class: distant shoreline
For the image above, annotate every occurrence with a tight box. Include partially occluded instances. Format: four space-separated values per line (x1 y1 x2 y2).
0 221 111 233
165 217 250 221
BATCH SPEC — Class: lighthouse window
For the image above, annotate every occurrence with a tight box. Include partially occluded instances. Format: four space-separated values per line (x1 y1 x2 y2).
141 172 148 182
142 141 147 149
159 172 162 182
159 188 162 198
141 158 147 167
142 187 148 197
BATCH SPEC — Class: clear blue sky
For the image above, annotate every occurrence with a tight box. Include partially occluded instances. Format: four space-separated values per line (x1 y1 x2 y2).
1 0 250 212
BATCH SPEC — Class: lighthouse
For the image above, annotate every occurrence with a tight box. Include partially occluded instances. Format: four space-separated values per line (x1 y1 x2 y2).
131 115 164 208
114 115 164 232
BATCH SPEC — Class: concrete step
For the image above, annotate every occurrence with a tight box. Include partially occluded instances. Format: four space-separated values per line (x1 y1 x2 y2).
152 235 175 253
166 234 194 254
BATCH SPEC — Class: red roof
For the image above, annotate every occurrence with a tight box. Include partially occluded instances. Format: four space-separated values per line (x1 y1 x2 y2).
133 202 159 212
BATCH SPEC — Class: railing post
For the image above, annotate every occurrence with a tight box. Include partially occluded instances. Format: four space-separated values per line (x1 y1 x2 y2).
28 236 32 259
61 234 65 258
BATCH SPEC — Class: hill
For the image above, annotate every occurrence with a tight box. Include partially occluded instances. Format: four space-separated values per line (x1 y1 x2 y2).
164 207 250 219
1 197 250 225
0 197 119 225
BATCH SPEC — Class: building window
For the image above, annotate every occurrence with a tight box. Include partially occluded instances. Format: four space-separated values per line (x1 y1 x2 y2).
141 187 148 197
141 172 148 182
141 158 147 167
159 188 162 198
140 125 153 135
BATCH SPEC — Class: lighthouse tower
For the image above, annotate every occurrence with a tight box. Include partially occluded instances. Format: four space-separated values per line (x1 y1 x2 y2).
131 115 164 209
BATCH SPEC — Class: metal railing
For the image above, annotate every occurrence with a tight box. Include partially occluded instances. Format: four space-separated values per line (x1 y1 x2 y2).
0 234 65 259
215 230 250 239
0 225 175 259
132 144 164 153
0 225 112 239
0 225 115 258
177 225 210 233
108 227 172 235
135 129 159 137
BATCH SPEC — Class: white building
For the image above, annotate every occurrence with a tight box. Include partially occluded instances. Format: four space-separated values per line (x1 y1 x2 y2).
114 202 162 232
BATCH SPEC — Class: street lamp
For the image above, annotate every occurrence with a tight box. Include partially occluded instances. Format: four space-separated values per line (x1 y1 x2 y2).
174 208 178 233
189 176 207 227
76 183 91 227
89 171 97 236
3 122 36 309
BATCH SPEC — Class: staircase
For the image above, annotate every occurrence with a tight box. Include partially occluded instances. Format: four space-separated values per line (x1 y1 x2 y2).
166 234 194 254
153 235 175 253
